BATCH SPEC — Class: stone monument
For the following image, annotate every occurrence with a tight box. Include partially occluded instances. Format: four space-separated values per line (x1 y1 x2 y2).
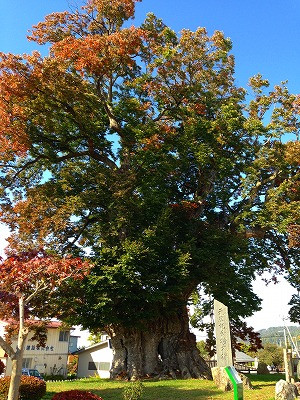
213 299 243 400
214 299 233 367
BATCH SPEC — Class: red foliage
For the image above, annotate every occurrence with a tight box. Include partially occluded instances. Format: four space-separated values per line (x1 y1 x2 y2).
0 375 46 400
51 390 103 400
170 201 201 219
0 249 91 346
0 249 90 302
231 321 263 353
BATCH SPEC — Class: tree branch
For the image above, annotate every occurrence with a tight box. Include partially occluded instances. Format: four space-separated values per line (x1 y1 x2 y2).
11 156 44 180
8 148 117 183
272 232 291 269
96 77 123 135
24 281 49 305
0 335 16 359
62 214 97 253
87 139 117 169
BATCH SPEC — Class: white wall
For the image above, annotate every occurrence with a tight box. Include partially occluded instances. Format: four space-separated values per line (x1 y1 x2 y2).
77 343 113 379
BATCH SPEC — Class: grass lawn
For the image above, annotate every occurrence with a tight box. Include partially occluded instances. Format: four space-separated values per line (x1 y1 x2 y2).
43 373 283 400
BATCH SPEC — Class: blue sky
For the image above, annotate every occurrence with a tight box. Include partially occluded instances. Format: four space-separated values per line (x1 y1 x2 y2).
0 0 298 330
0 0 300 93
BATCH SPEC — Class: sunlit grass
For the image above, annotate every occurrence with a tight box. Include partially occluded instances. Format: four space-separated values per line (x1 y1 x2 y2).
43 373 283 400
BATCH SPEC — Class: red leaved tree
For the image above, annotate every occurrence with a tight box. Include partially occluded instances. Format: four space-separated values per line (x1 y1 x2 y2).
0 249 90 400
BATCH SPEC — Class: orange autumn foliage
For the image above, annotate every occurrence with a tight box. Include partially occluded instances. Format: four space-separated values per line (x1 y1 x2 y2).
28 1 141 44
84 0 141 23
0 53 33 158
52 27 145 76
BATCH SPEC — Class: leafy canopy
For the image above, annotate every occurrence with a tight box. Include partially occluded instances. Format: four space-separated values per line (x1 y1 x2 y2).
0 0 299 335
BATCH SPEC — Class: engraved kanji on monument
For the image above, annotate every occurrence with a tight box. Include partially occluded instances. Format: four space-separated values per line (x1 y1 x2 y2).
214 299 233 367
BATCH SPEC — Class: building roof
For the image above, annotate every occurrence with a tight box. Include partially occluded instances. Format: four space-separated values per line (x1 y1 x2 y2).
235 350 255 363
0 319 73 330
73 340 110 355
44 321 64 328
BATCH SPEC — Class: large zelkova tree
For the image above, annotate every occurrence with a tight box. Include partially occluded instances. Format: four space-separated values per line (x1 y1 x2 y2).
0 250 90 400
0 0 299 380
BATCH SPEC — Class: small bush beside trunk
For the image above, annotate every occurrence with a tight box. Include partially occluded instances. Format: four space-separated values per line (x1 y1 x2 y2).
123 381 144 400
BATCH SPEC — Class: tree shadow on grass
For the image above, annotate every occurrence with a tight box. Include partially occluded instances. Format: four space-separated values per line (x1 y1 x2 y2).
245 373 283 390
251 381 277 390
141 386 225 400
248 373 284 382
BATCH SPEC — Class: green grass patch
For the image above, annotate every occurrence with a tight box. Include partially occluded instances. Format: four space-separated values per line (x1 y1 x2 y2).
43 374 284 400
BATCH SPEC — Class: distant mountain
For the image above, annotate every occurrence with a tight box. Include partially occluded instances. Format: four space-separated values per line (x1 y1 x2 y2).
258 326 300 346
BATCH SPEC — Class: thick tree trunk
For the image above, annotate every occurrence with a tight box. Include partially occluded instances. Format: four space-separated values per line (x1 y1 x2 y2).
108 307 212 380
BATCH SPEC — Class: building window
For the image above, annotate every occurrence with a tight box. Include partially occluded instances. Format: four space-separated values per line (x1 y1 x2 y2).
99 362 110 371
87 361 110 371
59 331 69 342
88 362 97 370
22 358 32 368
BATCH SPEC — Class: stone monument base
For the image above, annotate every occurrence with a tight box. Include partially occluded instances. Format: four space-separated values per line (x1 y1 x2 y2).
212 366 253 392
211 367 233 391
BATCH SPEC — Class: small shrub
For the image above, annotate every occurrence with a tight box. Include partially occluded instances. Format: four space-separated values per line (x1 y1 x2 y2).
67 355 78 375
0 377 9 400
19 376 46 400
51 390 103 400
123 381 144 400
257 362 270 374
0 375 46 400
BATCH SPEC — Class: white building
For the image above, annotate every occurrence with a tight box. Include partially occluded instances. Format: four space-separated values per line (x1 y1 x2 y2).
75 339 113 379
0 321 72 376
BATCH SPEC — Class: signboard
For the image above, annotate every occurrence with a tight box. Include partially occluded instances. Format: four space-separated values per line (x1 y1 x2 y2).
214 299 233 367
225 366 244 400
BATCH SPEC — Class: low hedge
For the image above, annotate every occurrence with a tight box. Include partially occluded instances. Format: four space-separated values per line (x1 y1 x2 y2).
51 390 103 400
0 375 46 400
43 374 67 381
